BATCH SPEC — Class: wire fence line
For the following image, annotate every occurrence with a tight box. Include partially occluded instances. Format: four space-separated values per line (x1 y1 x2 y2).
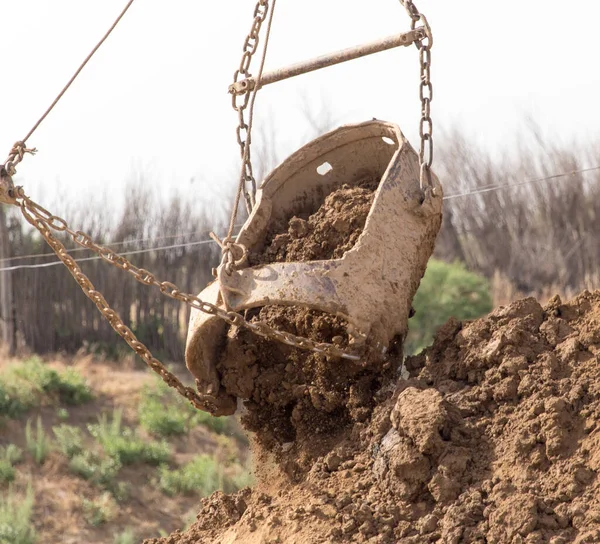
1 161 599 276
6 163 599 267
0 237 226 273
0 226 230 264
2 150 600 359
442 165 600 201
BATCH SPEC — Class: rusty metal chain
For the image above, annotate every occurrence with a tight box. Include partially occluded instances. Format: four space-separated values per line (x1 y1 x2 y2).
399 0 433 190
12 195 217 413
231 0 271 211
0 185 361 401
4 142 37 177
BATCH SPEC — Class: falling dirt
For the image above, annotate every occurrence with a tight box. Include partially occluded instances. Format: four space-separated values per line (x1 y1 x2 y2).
207 179 395 471
146 291 600 543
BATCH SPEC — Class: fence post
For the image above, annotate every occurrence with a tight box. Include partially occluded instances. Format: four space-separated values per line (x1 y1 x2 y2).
0 205 16 355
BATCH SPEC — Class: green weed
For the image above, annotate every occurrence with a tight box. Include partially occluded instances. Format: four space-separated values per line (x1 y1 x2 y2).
156 455 222 497
0 380 32 418
25 417 51 465
52 424 84 458
0 359 92 419
2 444 23 465
139 389 188 437
88 409 170 465
0 484 36 544
113 527 136 544
0 458 15 484
69 451 121 489
406 259 493 355
56 407 69 420
82 493 116 527
0 444 23 484
191 411 230 435
13 358 93 405
140 378 230 437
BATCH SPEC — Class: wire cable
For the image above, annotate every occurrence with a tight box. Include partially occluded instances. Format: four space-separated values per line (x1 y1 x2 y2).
443 166 600 201
5 165 600 270
0 235 235 273
0 224 243 264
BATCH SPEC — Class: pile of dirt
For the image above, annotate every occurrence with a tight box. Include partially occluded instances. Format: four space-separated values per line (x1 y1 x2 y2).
147 291 600 543
213 179 395 467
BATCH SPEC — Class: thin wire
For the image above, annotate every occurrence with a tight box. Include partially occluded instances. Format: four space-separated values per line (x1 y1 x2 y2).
8 163 599 266
0 235 236 273
20 0 138 145
0 224 243 264
443 166 600 201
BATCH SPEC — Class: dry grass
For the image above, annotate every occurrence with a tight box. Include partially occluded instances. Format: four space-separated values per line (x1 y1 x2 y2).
436 127 600 300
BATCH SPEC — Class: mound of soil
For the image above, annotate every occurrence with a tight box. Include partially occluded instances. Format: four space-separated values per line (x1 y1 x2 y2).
147 291 600 543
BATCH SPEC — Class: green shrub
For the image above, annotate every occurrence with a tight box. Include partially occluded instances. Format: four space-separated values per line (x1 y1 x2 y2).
88 409 170 466
191 411 229 435
53 369 94 405
82 493 116 527
114 527 136 544
56 407 69 420
2 444 23 465
139 391 188 437
0 459 15 484
69 451 121 489
0 359 92 420
69 449 128 501
25 417 51 465
0 444 23 484
52 424 84 459
406 259 493 355
0 381 31 418
0 484 36 544
13 358 93 406
156 455 222 497
140 378 230 437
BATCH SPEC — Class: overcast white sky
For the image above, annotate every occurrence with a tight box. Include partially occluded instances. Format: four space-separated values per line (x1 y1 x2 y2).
2 0 600 211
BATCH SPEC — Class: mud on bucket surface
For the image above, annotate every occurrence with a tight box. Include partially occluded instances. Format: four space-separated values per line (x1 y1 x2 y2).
184 120 443 463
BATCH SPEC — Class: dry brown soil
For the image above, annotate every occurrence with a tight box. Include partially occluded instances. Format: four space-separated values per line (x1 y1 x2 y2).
147 183 600 543
215 181 394 470
147 290 600 544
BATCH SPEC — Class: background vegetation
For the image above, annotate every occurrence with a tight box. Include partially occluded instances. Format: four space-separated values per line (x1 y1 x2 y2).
2 127 596 359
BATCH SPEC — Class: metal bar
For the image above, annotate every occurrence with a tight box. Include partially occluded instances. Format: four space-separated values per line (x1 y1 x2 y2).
229 28 423 95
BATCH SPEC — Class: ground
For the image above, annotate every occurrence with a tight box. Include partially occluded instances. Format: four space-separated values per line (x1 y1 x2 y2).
147 291 600 544
144 179 600 543
8 181 600 543
0 354 250 544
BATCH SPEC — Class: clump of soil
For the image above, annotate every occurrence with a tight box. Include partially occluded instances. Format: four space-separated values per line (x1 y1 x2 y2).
215 178 393 466
147 291 600 543
217 305 396 472
249 177 378 265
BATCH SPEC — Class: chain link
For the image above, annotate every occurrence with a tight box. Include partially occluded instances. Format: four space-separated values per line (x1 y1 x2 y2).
398 0 433 189
231 0 270 211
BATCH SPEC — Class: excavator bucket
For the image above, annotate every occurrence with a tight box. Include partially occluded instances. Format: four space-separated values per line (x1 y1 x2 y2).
186 120 443 416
